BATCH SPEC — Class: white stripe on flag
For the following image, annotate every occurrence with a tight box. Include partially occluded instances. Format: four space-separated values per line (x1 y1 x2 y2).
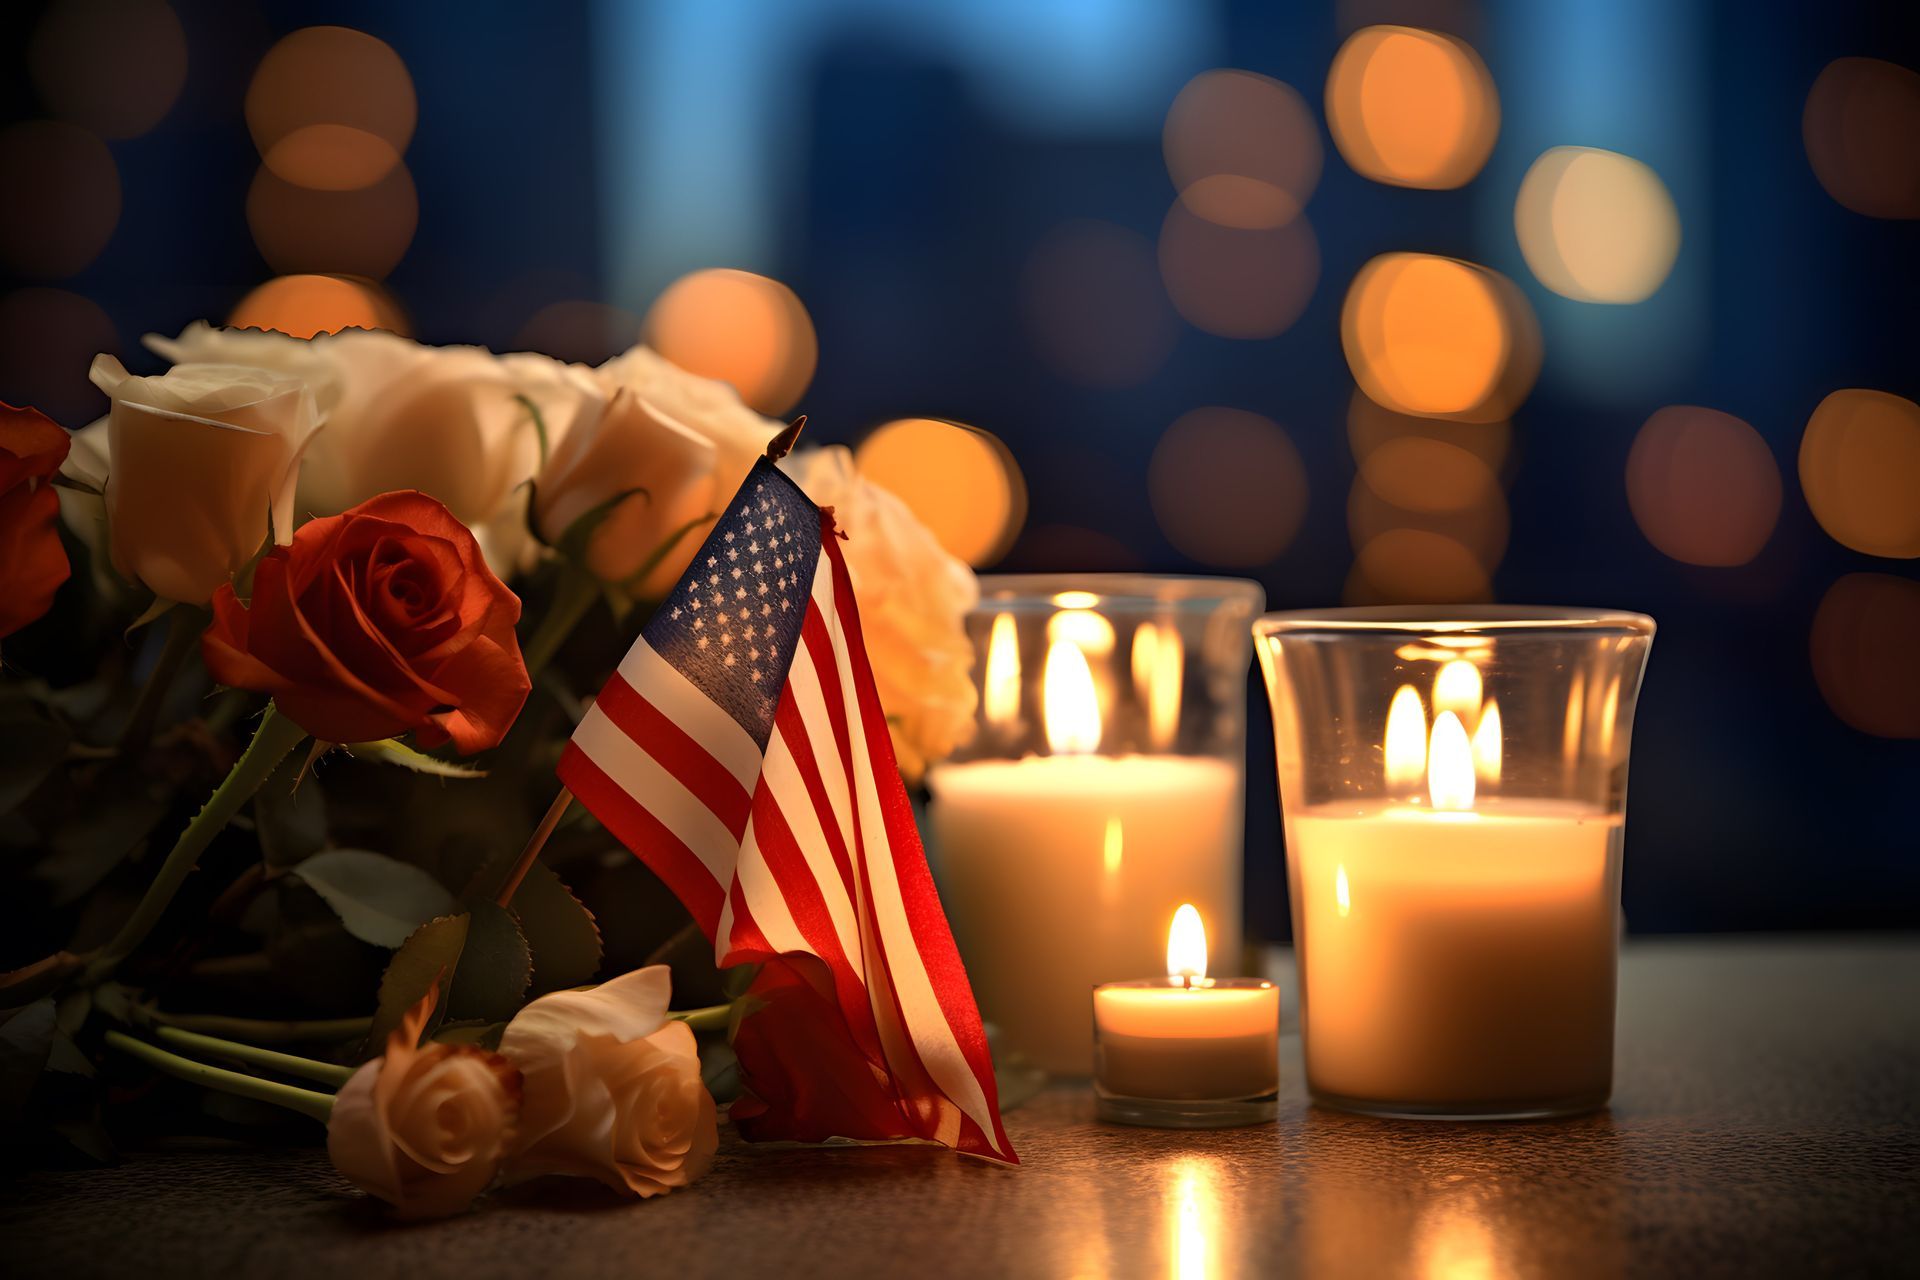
763 712 863 972
571 703 740 884
734 816 813 958
614 635 763 790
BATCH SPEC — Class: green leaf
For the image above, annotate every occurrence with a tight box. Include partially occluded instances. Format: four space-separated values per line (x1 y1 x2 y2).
367 913 469 1050
431 1019 506 1051
446 900 531 1023
39 776 167 905
343 738 488 779
292 849 458 949
509 862 603 994
512 393 552 471
556 486 651 565
0 700 70 814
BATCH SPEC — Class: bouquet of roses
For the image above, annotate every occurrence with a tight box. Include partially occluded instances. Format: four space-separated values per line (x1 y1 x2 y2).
0 323 980 1216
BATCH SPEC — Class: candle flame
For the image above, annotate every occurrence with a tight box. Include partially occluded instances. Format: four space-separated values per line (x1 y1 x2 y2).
1432 659 1483 724
1052 589 1100 610
1044 638 1102 754
1428 710 1476 811
1102 815 1124 877
1335 864 1351 917
1048 608 1116 656
1132 622 1185 751
984 612 1021 730
1472 698 1502 785
1384 684 1428 787
1167 903 1208 983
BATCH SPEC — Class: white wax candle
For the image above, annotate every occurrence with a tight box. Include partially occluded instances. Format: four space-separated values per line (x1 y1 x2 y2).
1093 980 1279 1100
1288 798 1621 1110
927 754 1242 1075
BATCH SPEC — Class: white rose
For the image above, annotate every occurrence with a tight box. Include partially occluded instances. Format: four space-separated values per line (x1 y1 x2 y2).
84 355 320 605
779 445 979 779
498 965 718 1199
597 343 779 518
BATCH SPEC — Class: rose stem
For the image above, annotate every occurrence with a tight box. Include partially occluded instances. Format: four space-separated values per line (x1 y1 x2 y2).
151 1026 356 1089
84 703 309 985
116 604 210 756
141 1008 373 1045
103 1030 335 1124
521 563 602 677
668 1004 734 1033
495 787 574 908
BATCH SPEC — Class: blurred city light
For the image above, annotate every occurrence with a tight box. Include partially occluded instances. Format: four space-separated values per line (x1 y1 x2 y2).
643 268 817 416
246 26 416 192
27 0 186 140
1148 408 1308 566
1021 220 1177 388
1515 146 1681 303
1798 389 1920 559
1360 435 1498 514
1349 527 1492 604
1802 57 1920 220
1325 25 1498 189
1163 69 1321 229
228 274 408 338
246 163 419 280
1810 573 1920 738
1347 389 1511 476
0 287 118 426
1349 475 1508 580
1158 200 1319 340
855 418 1026 568
0 121 120 279
1626 406 1781 567
513 300 644 365
1341 252 1539 422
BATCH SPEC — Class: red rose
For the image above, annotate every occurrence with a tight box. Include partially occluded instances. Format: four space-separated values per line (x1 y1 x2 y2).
202 491 530 752
0 404 72 641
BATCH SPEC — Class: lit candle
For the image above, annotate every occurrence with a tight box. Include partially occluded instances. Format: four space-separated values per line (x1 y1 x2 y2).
1093 905 1279 1127
929 622 1241 1076
1287 671 1620 1114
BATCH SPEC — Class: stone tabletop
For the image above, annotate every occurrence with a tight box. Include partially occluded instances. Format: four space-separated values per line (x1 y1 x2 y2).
3 936 1917 1280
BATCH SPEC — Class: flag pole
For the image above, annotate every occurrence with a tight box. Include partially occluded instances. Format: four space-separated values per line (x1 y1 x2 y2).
497 416 809 910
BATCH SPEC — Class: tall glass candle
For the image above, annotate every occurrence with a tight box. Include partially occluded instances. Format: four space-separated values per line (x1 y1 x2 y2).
928 576 1262 1076
1255 607 1653 1118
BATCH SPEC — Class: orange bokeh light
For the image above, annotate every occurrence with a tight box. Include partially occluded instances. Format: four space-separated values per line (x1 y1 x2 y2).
1159 200 1319 340
643 268 817 417
0 121 120 279
1163 69 1321 229
1803 57 1920 220
228 274 408 339
1325 25 1498 190
1798 389 1920 559
1347 389 1512 475
1349 528 1492 604
1021 220 1177 388
1149 408 1309 566
28 0 187 140
1626 406 1781 567
1349 477 1508 574
854 419 1025 568
1810 573 1920 738
0 287 119 426
1341 252 1539 422
246 26 416 192
246 162 418 280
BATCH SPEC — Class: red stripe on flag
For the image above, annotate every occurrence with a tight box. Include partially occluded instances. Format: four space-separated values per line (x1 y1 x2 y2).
771 684 856 900
591 671 752 838
557 742 725 937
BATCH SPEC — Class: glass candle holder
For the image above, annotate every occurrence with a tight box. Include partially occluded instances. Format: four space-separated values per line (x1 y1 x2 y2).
926 574 1264 1077
1254 606 1654 1119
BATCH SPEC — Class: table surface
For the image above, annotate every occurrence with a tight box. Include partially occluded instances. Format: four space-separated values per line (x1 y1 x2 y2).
3 936 1917 1280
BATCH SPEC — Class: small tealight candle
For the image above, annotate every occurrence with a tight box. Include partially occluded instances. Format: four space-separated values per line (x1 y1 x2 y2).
1093 904 1280 1128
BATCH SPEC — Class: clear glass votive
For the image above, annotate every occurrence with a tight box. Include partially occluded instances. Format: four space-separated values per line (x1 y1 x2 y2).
1093 977 1280 1128
1254 607 1655 1119
926 575 1264 1077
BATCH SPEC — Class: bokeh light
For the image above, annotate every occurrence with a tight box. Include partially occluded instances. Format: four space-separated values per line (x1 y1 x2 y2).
1349 478 1508 576
0 121 121 278
28 0 187 140
1350 528 1491 603
1347 389 1511 475
643 268 817 416
1802 57 1920 220
0 288 118 426
228 274 408 338
246 163 418 280
513 300 643 365
1325 25 1498 190
1360 435 1498 514
1021 220 1177 388
1626 406 1781 567
1809 573 1920 738
1341 252 1539 422
1515 147 1681 304
1798 389 1920 559
246 27 416 192
1163 69 1321 229
1158 201 1319 340
1013 525 1140 572
1149 408 1308 566
854 418 1026 568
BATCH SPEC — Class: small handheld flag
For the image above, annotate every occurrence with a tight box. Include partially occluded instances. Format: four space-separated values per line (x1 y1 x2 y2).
552 444 1015 1162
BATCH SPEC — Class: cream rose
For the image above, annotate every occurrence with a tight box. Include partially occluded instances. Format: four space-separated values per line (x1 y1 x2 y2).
85 355 320 605
328 990 522 1220
532 390 722 595
779 445 979 779
596 343 779 523
498 965 718 1198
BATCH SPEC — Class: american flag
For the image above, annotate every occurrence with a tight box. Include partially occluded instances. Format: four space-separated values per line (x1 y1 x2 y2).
557 457 1015 1163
